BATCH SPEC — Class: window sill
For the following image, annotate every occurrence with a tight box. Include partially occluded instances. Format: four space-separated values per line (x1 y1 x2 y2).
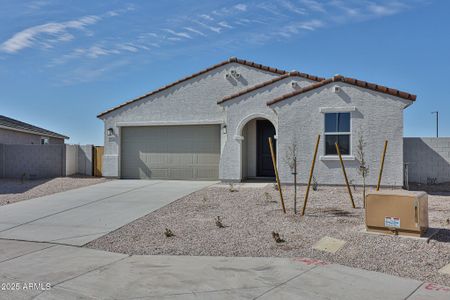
320 155 355 161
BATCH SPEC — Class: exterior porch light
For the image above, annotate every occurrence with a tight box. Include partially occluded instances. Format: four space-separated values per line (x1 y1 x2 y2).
107 127 114 136
222 125 227 134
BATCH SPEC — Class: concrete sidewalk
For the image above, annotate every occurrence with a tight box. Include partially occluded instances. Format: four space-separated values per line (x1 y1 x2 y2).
0 240 448 300
0 180 214 245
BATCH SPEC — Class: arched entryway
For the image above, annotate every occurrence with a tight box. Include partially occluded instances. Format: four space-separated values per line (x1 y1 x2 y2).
240 117 277 180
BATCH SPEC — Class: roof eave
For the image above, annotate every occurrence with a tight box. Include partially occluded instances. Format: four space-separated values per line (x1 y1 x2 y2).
0 124 69 140
267 75 417 106
218 71 325 105
97 57 288 118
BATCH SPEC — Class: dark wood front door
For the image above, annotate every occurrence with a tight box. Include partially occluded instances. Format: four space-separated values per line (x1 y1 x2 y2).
257 120 276 177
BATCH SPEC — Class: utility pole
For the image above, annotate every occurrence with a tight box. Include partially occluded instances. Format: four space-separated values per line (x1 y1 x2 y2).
431 111 439 137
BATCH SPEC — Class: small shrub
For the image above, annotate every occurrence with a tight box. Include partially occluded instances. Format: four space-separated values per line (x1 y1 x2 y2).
215 216 226 228
228 183 238 192
312 176 319 191
164 228 175 237
349 179 357 191
273 183 279 191
264 192 273 202
272 231 285 243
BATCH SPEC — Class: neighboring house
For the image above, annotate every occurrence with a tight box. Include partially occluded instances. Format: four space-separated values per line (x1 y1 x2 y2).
97 57 416 186
0 115 69 145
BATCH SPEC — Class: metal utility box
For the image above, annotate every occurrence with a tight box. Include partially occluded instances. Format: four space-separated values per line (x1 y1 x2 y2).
365 191 428 237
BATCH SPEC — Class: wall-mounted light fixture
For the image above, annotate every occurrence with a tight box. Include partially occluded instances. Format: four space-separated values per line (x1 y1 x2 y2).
222 125 227 134
107 127 114 136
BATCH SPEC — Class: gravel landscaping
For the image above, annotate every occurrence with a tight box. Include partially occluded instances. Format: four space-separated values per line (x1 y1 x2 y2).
0 176 109 206
87 183 450 286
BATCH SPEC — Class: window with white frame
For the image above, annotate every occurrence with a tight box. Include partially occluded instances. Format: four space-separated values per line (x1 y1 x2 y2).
40 137 49 144
324 112 351 155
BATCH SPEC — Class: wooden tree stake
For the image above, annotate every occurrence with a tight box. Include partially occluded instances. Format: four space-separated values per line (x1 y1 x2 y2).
335 142 355 208
268 137 286 214
302 134 320 216
376 140 388 191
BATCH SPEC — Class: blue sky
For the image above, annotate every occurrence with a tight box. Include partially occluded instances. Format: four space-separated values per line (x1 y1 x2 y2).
0 0 448 144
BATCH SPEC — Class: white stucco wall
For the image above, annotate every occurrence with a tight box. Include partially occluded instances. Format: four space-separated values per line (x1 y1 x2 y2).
219 76 316 180
99 62 280 177
245 119 257 178
272 83 410 187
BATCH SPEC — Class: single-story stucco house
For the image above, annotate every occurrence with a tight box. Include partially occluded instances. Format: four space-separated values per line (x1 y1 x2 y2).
97 57 416 186
0 115 68 145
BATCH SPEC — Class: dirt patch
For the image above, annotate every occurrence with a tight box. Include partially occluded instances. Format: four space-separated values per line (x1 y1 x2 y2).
0 176 110 206
86 184 450 286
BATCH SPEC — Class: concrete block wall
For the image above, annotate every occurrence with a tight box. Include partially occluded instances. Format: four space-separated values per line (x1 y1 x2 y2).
0 144 94 179
404 137 450 184
1 144 65 179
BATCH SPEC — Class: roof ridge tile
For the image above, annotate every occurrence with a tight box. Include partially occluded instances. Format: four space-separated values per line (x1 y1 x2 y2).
267 75 416 105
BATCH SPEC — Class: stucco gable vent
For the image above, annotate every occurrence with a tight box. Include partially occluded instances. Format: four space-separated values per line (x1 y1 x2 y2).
225 69 241 79
332 85 341 93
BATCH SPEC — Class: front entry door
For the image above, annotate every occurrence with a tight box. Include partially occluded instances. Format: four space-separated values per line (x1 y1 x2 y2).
256 120 276 177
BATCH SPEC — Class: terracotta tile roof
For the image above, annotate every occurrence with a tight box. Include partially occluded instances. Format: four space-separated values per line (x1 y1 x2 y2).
0 115 69 139
267 75 417 106
217 71 325 104
97 57 288 118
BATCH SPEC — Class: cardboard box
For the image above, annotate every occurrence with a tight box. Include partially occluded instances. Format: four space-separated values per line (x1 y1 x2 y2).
365 191 428 237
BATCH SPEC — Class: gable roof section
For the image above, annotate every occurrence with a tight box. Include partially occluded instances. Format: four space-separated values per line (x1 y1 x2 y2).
0 115 69 139
217 71 325 104
97 57 288 118
267 75 417 106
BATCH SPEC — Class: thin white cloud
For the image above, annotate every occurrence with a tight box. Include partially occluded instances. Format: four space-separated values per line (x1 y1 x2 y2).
278 0 306 15
200 14 214 21
234 4 247 12
184 27 206 37
218 21 233 29
84 46 120 58
299 0 327 13
367 2 408 16
164 29 192 39
279 19 325 37
0 15 99 53
193 20 222 33
0 7 131 54
25 0 52 12
117 43 139 53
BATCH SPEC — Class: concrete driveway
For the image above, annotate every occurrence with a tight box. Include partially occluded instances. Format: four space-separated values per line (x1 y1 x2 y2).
0 180 214 245
0 239 448 300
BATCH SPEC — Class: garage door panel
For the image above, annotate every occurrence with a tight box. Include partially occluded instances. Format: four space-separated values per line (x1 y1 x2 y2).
148 153 168 164
168 153 195 165
197 153 220 164
121 125 220 180
170 168 195 180
196 167 219 180
149 168 169 179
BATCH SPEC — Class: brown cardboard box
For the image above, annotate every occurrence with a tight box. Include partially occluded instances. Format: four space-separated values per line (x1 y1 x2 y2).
365 191 428 237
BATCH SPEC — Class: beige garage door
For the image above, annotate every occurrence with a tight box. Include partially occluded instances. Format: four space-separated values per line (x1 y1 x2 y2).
121 125 220 180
